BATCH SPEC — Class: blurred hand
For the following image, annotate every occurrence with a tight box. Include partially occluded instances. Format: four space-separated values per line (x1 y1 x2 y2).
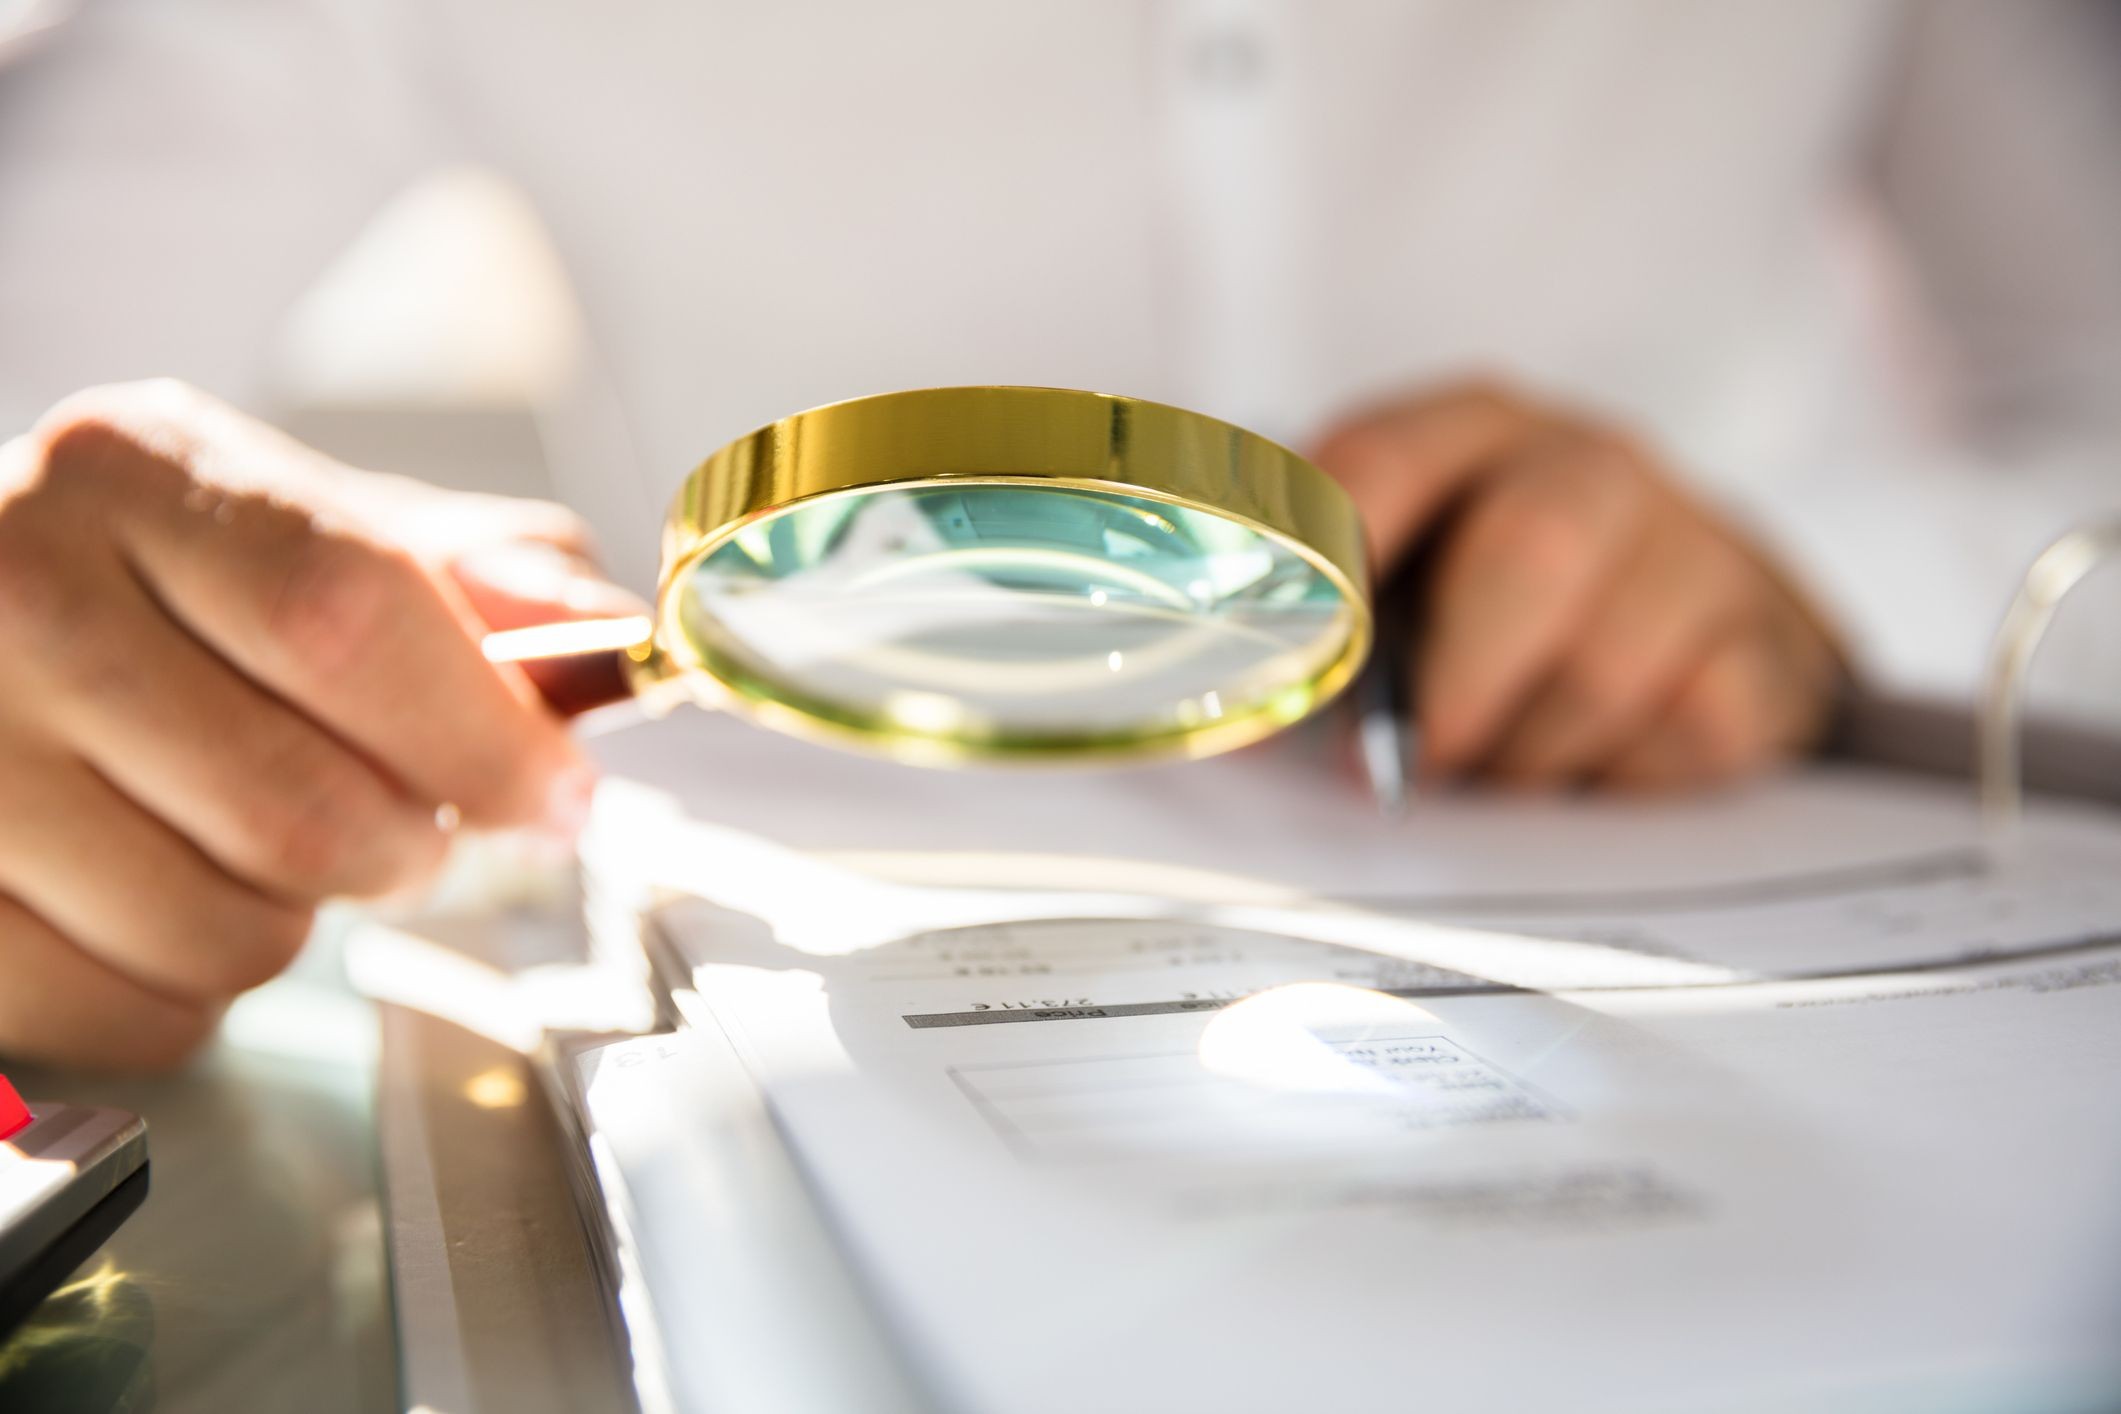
0 381 637 1069
1314 380 1843 792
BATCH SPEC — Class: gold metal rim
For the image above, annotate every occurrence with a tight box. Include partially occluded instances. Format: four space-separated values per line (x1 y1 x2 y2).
646 386 1373 766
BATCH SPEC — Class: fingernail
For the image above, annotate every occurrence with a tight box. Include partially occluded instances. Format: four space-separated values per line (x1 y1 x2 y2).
543 763 599 844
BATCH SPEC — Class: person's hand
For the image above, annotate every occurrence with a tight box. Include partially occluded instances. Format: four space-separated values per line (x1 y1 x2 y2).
1313 379 1843 792
0 381 636 1069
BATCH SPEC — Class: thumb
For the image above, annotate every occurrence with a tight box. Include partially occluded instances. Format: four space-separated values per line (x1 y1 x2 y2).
451 542 648 716
1311 382 1536 572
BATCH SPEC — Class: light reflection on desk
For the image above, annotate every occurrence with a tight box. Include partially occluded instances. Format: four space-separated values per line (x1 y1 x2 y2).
0 1258 155 1411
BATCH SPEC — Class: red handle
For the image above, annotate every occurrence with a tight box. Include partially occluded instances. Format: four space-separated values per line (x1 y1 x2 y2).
0 1075 29 1141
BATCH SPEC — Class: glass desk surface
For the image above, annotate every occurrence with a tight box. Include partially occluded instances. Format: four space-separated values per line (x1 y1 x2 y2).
0 938 395 1414
0 898 635 1414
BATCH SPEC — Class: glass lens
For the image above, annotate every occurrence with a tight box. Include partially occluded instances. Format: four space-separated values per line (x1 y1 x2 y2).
671 483 1357 754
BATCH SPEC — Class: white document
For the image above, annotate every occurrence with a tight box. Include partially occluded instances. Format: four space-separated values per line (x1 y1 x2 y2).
587 711 2121 1413
588 709 2121 988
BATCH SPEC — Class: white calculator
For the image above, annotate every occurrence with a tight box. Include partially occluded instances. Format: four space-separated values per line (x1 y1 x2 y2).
0 1077 148 1338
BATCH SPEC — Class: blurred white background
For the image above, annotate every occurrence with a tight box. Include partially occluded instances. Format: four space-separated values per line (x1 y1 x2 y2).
2 0 2115 723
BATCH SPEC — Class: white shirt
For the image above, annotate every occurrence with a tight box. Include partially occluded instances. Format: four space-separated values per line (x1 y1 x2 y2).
3 0 2117 717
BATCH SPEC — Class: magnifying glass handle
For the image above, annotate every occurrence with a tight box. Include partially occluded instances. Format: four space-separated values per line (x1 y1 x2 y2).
480 614 657 717
481 614 656 665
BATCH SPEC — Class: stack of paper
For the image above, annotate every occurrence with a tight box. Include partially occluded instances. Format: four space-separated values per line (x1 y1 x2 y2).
577 711 2121 1414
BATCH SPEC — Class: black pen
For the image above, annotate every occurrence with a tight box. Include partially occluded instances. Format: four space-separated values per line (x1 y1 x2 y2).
1356 565 1421 816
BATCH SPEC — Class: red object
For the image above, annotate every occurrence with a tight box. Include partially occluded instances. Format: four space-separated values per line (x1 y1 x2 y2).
0 1075 29 1141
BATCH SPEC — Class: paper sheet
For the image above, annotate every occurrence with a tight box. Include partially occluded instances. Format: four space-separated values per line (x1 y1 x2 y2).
586 706 2121 896
589 711 2121 1413
588 710 2121 988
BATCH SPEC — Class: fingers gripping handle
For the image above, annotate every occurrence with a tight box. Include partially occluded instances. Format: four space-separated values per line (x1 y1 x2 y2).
479 614 692 720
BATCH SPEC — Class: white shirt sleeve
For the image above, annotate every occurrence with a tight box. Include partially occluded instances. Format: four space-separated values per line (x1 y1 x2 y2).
1726 0 2121 723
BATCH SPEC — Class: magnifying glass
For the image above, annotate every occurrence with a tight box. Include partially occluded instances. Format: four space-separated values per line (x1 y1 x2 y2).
482 386 1371 765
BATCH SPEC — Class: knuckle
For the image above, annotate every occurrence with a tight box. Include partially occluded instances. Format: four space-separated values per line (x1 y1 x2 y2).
29 390 204 509
1476 491 1594 581
31 415 156 502
243 755 374 892
1540 431 1653 526
0 453 160 668
266 531 422 687
239 740 442 896
32 407 143 485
